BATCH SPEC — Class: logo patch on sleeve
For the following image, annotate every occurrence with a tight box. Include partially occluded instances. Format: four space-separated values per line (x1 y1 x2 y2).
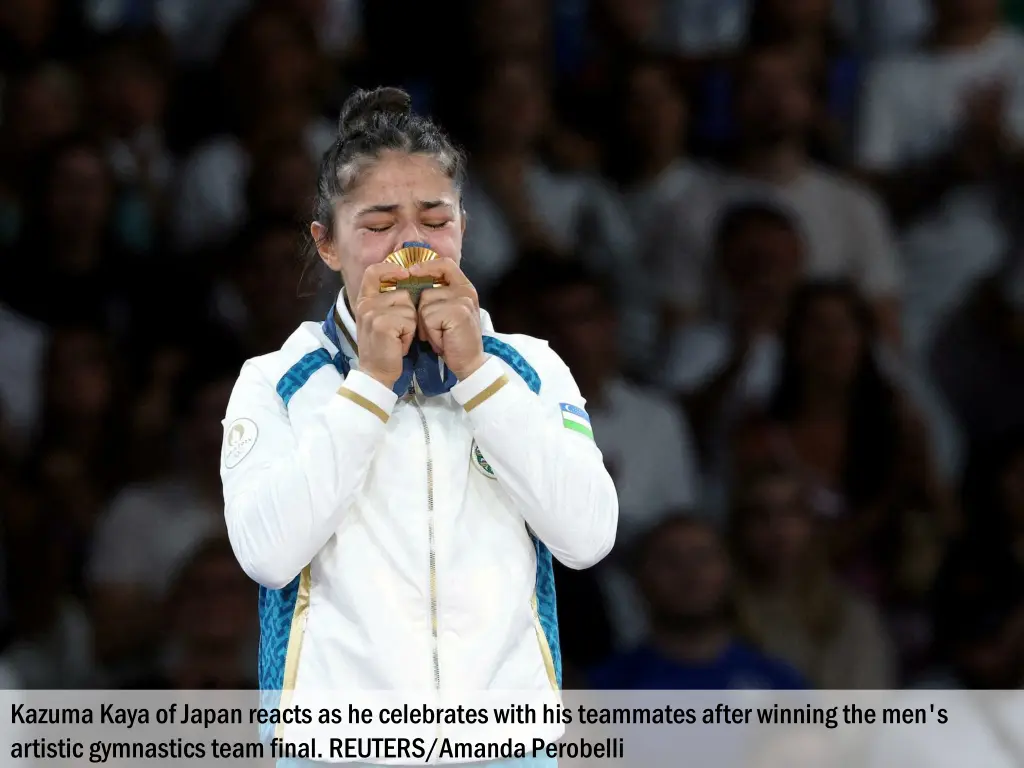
223 418 259 469
560 402 594 440
471 440 497 479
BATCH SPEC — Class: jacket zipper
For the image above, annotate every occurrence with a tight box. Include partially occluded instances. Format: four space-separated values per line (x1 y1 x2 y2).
412 399 441 693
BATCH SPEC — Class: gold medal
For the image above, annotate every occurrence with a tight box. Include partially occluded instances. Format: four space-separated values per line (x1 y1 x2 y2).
379 244 446 303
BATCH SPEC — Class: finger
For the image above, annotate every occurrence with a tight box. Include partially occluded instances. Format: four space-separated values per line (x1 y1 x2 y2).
358 262 411 301
368 307 416 335
417 302 447 348
417 283 479 312
419 296 477 337
398 319 416 355
407 256 472 287
416 286 457 308
356 287 416 319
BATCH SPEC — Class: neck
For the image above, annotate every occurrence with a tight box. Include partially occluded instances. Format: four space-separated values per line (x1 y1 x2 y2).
651 622 731 663
933 20 998 49
737 142 805 183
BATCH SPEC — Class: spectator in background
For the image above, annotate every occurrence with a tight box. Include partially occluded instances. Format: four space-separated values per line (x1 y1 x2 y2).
729 466 896 688
149 538 257 689
460 57 636 297
667 205 961 497
590 515 806 689
171 2 333 253
84 29 174 254
664 202 805 470
608 54 717 368
654 43 903 338
554 0 664 167
857 0 1024 360
760 282 954 596
26 325 126 504
0 491 97 688
930 248 1024 449
612 54 707 255
697 0 862 165
1 135 140 332
212 218 316 358
0 63 81 243
719 43 902 341
86 358 239 685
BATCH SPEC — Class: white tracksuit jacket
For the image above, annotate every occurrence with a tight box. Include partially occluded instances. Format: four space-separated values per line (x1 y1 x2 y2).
220 293 618 759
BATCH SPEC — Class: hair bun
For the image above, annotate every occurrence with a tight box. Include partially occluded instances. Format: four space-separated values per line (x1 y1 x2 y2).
338 87 412 137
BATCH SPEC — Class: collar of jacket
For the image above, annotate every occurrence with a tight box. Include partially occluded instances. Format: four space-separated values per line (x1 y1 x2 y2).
325 289 496 397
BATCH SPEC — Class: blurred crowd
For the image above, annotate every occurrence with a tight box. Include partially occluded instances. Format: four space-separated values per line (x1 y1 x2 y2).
0 0 1023 693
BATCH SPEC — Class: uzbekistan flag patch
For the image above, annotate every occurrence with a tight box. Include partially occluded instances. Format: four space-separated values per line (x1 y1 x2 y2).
560 403 594 440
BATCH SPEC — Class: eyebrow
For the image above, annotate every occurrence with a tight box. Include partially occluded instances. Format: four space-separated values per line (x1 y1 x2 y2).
355 200 454 216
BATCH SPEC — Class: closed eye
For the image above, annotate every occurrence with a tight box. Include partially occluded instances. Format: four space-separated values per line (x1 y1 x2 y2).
424 221 451 229
365 225 393 233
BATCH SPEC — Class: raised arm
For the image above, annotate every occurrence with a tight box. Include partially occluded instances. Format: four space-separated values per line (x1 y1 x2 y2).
222 262 420 587
449 347 619 570
221 362 398 589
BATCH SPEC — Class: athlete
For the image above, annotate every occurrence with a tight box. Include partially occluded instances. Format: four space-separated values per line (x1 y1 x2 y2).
220 86 618 766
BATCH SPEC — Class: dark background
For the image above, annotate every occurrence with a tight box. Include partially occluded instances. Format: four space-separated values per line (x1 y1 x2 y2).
0 0 1022 691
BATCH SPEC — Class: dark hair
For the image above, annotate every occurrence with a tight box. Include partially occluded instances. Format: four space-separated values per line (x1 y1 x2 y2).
310 87 467 253
768 280 900 508
713 199 801 256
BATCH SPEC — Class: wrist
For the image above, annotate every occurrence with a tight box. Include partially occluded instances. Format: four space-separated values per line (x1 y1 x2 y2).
452 353 489 381
361 366 397 390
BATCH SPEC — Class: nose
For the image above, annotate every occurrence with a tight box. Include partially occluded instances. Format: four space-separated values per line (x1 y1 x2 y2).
392 221 430 253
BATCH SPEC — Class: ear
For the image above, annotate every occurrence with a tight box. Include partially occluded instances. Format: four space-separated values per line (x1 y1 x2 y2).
311 222 341 271
460 208 468 235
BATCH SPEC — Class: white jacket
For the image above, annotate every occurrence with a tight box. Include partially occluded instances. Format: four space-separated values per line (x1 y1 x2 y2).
220 294 618 757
